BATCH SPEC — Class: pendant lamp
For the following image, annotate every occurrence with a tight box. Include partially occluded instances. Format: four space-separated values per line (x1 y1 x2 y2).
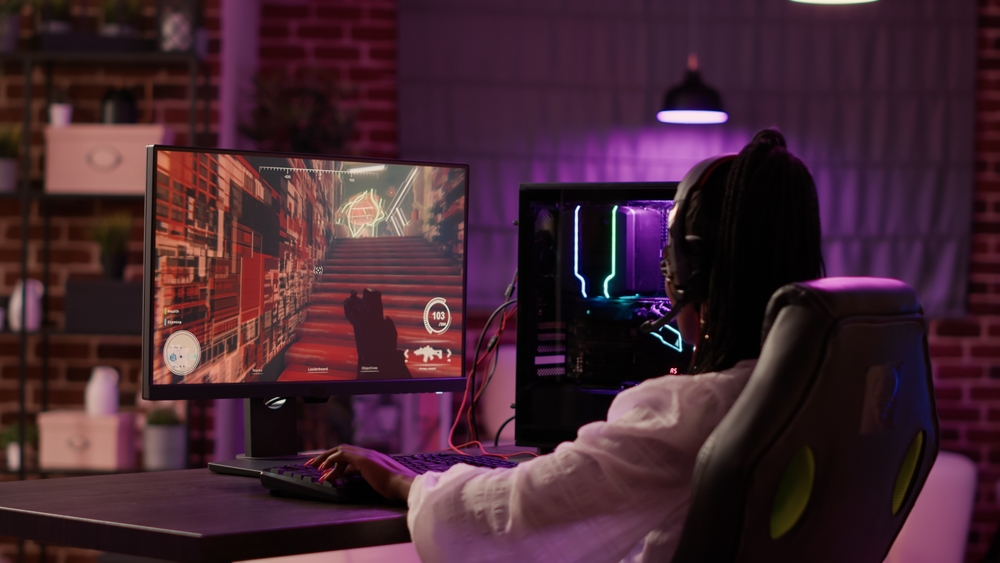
791 0 875 4
657 53 728 125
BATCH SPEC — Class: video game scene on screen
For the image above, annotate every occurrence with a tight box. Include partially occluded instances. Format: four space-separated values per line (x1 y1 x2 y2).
151 150 466 386
530 199 692 387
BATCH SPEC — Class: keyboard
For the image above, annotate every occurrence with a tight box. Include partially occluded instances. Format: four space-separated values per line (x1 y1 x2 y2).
260 452 519 504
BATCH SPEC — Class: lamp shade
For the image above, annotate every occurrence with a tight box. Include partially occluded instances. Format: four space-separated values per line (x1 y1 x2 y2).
657 55 728 125
791 0 875 3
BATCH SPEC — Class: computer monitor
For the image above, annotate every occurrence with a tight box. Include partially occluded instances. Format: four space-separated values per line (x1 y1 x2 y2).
515 182 689 450
141 146 468 471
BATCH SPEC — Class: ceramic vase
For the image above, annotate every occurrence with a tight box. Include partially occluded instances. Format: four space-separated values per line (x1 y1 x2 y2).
0 158 17 193
5 442 18 471
48 103 73 127
85 366 120 416
143 424 186 470
100 251 128 279
9 279 43 332
0 15 18 53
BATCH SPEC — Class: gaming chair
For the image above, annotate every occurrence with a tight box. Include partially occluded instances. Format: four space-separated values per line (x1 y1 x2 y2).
670 277 939 563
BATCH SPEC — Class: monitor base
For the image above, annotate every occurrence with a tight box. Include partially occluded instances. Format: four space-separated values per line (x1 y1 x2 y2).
209 454 310 478
209 397 305 477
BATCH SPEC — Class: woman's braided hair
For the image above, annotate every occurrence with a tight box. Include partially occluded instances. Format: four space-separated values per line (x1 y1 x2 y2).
690 128 825 374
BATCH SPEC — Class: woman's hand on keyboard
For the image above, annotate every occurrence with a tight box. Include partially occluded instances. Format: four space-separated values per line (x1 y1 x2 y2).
306 444 417 503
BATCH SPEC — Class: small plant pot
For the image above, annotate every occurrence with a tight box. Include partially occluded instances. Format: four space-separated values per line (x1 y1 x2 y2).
0 14 20 53
143 424 186 471
100 251 128 279
0 158 17 193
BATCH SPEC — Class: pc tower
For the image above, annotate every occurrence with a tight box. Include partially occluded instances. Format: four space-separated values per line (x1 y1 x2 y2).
515 183 690 450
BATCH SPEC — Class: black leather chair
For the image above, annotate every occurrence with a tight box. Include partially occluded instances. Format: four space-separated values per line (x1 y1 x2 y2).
671 277 939 563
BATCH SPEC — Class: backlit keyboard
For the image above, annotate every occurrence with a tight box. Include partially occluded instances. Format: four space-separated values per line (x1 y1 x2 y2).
260 452 518 503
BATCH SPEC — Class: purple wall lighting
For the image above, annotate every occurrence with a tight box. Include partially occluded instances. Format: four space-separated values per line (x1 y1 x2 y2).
399 0 976 316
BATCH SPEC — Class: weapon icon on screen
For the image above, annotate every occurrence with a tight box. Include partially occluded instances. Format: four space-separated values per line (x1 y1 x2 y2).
414 345 443 363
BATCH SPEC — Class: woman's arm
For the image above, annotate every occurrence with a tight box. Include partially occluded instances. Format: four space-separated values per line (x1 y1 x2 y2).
308 373 742 563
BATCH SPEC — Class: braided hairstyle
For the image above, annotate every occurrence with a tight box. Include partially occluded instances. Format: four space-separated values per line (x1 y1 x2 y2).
691 128 825 374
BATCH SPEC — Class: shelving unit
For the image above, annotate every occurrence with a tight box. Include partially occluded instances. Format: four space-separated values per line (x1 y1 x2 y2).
0 49 210 487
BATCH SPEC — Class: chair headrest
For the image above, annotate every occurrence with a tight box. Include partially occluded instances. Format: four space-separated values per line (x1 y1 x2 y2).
762 277 922 343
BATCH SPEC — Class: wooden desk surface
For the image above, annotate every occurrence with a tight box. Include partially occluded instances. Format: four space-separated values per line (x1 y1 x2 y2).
0 469 411 563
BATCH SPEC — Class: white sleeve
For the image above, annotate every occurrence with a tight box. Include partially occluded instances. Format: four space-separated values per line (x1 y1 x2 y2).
405 375 736 563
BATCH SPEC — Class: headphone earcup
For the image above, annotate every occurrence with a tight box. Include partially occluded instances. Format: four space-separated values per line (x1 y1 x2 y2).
666 154 736 304
680 235 708 303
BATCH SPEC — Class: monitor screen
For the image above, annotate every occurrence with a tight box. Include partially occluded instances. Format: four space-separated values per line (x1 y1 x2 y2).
515 183 688 448
143 147 469 400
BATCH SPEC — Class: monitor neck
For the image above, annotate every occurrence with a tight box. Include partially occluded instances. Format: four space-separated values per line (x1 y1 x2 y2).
244 397 299 458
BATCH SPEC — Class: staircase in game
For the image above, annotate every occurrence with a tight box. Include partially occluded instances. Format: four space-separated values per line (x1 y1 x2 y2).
280 236 463 380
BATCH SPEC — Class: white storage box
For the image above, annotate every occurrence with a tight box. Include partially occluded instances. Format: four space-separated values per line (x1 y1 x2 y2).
44 124 173 194
38 410 136 471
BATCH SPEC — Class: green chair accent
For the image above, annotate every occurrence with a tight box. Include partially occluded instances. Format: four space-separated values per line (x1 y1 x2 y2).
770 446 816 539
893 431 925 516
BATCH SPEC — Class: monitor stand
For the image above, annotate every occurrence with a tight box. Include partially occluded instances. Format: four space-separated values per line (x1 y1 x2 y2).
208 397 309 477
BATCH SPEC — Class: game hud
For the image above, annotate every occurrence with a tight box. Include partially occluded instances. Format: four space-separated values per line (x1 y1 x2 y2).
150 149 467 386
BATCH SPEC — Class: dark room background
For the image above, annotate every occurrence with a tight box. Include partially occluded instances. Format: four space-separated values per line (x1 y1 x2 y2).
2 0 1000 561
399 0 976 317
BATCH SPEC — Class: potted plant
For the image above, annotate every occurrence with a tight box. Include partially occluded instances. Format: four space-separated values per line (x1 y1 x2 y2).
143 407 186 471
100 0 141 37
0 0 24 52
1 421 37 471
238 71 356 154
157 0 196 52
91 213 132 279
0 126 19 193
34 0 71 35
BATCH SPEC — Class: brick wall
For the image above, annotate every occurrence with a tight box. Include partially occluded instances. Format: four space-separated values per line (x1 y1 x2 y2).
926 3 1000 561
0 0 222 421
0 0 222 560
258 0 398 158
0 1 398 559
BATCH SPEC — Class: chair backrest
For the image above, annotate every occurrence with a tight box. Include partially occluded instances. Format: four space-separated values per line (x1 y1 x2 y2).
671 277 939 563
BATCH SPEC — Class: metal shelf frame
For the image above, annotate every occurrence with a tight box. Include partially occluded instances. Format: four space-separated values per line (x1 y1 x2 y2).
3 48 210 486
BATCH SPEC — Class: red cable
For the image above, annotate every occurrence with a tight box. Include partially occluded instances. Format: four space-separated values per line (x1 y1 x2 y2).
448 306 535 461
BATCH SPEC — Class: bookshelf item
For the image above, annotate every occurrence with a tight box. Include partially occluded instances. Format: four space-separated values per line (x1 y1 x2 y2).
38 411 136 471
44 124 173 194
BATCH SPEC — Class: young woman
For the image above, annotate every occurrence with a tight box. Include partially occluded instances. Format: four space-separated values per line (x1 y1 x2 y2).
306 128 825 563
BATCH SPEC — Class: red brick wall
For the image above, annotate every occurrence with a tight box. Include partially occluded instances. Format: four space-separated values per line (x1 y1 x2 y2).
0 0 399 556
0 0 400 434
0 1 222 560
0 0 222 424
258 0 398 158
927 4 1000 561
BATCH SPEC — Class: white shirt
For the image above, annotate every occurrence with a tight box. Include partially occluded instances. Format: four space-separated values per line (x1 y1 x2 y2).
406 359 756 563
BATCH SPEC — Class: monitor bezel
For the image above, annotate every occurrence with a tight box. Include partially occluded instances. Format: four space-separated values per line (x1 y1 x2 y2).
142 145 469 400
514 182 679 449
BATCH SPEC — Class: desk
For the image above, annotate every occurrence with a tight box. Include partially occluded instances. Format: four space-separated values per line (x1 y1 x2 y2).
0 469 410 562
